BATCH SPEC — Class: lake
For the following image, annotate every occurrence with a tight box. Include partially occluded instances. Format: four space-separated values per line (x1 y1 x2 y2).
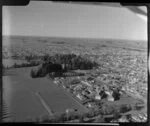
3 67 87 122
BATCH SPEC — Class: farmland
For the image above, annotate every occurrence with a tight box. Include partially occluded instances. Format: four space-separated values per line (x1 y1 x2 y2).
2 35 147 122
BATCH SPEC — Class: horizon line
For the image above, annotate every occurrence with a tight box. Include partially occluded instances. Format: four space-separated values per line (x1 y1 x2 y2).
2 35 147 42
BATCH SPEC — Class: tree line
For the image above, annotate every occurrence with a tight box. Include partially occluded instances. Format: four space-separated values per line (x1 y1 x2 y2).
42 53 99 70
30 53 99 78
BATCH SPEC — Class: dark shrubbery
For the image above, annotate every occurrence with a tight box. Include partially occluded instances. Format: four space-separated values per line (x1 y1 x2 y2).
134 102 144 110
112 89 121 101
119 104 132 113
30 65 48 78
19 104 131 123
101 105 116 115
37 109 102 123
101 44 107 47
94 115 105 123
70 79 81 85
30 69 39 78
25 55 33 62
113 111 121 120
2 64 5 70
25 55 43 62
101 103 131 116
42 54 50 62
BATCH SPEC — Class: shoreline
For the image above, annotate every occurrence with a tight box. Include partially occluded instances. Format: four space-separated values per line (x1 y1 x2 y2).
49 78 89 112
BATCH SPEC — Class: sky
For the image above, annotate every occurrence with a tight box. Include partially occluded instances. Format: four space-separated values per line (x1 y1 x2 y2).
2 1 147 41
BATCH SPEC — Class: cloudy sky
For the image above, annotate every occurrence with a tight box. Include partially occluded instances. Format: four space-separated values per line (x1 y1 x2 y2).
3 1 147 40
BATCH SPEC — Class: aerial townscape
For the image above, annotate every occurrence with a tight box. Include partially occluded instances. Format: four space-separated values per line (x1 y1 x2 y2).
2 1 148 123
2 36 147 123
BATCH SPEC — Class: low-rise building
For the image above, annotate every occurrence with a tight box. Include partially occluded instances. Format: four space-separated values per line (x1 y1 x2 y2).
95 95 101 100
81 81 91 87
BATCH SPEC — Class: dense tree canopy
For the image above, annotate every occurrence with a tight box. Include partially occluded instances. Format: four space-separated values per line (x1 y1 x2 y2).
30 53 99 78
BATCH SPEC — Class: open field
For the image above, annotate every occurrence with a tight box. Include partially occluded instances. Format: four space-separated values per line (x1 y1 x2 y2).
2 35 148 122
